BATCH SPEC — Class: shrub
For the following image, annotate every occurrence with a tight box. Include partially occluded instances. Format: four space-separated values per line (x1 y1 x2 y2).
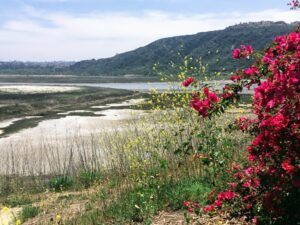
184 31 300 224
79 170 102 188
20 205 39 222
48 175 73 192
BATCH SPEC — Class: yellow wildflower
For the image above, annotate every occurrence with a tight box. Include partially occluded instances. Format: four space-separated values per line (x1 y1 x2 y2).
56 214 61 221
1 207 10 213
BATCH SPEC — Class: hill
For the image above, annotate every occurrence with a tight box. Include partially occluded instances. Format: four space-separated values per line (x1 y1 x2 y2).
0 21 298 76
68 21 298 76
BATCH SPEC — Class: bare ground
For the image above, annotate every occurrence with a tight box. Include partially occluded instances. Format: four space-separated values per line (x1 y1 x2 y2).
151 211 251 225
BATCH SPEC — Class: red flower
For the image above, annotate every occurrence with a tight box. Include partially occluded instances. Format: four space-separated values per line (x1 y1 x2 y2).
243 67 258 77
214 199 223 207
281 160 295 175
230 75 241 82
253 178 260 188
203 87 219 103
190 97 210 117
182 77 194 87
244 167 254 177
243 180 251 188
232 48 241 59
203 205 214 212
289 0 299 8
190 88 219 117
217 190 236 201
183 201 190 207
232 45 253 59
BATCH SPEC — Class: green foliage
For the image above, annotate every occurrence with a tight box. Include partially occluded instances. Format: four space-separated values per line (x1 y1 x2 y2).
79 170 102 188
20 205 39 222
105 177 210 223
159 178 211 211
48 176 74 192
2 195 33 207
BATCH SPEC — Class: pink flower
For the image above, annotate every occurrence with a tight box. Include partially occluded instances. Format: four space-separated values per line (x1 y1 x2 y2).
232 45 253 59
223 190 236 200
243 180 251 188
183 201 190 207
203 205 214 212
252 217 259 225
190 97 210 117
253 178 260 188
182 77 194 87
230 75 241 82
262 56 271 64
217 190 236 201
232 48 241 59
281 160 295 175
289 0 299 9
244 67 258 77
203 87 219 103
214 200 223 207
244 167 254 176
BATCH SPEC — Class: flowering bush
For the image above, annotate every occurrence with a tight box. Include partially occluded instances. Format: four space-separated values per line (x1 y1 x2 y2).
232 45 253 59
184 30 300 224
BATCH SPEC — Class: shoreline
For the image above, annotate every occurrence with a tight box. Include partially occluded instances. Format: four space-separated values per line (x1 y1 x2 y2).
0 85 146 137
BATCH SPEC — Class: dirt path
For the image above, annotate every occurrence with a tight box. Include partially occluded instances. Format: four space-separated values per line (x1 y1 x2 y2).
151 211 251 225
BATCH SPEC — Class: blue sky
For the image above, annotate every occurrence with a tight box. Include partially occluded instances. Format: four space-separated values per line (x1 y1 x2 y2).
0 0 298 61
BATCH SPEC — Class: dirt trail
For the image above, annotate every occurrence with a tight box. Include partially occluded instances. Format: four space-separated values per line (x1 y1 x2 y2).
151 211 251 225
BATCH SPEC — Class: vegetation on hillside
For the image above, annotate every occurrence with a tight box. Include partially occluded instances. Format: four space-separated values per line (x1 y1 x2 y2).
0 21 298 77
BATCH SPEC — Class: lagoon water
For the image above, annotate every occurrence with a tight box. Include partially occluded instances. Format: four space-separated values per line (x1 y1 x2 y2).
0 80 254 93
0 82 176 92
0 103 146 175
0 81 254 174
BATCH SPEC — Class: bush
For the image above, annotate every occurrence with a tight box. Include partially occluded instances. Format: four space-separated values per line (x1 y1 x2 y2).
183 31 300 224
48 175 73 192
79 170 102 188
20 205 39 222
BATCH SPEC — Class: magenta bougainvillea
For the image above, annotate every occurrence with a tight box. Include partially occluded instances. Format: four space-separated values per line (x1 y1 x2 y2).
182 30 300 224
289 0 300 9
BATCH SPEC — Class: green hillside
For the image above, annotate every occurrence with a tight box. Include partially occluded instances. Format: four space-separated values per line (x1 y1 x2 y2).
0 21 298 76
68 21 298 76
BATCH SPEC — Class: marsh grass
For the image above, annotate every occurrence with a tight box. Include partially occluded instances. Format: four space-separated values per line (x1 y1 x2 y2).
0 78 252 224
0 101 251 224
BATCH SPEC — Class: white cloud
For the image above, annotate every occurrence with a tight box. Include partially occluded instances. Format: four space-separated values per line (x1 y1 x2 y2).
0 8 298 61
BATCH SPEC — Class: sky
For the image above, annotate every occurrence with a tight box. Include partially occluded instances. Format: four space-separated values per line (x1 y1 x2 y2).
0 0 299 61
